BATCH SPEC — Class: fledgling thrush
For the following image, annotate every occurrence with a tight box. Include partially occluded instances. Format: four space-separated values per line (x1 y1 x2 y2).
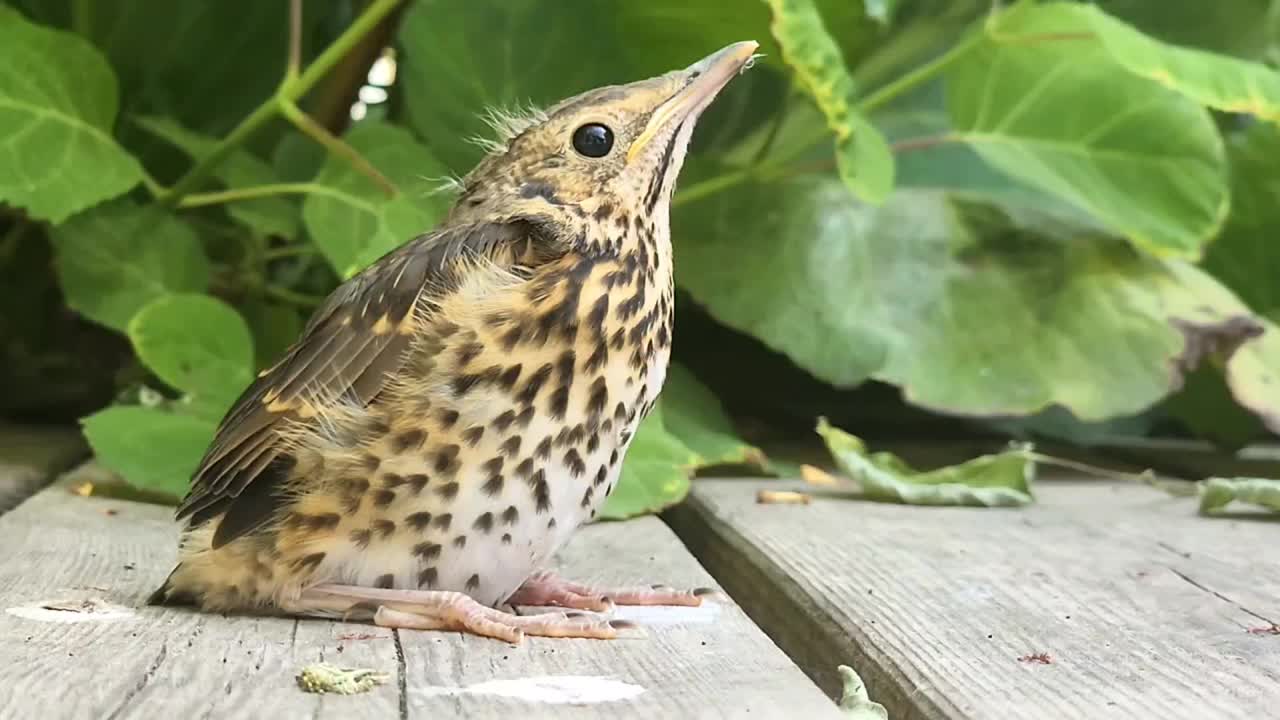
148 42 759 643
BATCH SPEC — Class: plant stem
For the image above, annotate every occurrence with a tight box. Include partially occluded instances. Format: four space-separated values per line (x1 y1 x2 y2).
286 0 303 82
264 284 326 308
279 99 397 196
0 219 28 265
156 0 404 209
71 0 92 37
179 182 331 208
263 244 318 261
857 29 984 115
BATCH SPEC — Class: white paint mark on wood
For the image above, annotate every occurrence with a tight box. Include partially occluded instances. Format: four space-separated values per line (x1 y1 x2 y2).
7 597 135 623
415 675 645 704
609 601 723 625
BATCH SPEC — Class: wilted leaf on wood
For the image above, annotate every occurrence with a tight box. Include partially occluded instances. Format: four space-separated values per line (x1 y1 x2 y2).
1199 477 1280 515
764 0 894 203
0 5 142 222
947 7 1227 259
817 418 1035 507
51 199 209 332
837 665 889 719
301 121 450 276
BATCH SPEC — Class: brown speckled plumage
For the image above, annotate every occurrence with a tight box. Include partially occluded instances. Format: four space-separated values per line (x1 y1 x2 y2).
149 42 757 643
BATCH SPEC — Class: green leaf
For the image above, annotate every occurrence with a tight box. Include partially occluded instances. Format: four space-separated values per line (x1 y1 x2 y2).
817 418 1035 507
837 665 889 720
301 121 451 276
947 10 1227 259
1202 122 1280 319
998 3 1280 122
81 405 214 498
0 5 142 222
1094 0 1277 59
127 294 254 419
677 180 1277 420
1199 477 1280 515
397 0 620 173
51 199 209 331
132 115 299 238
764 0 894 203
601 405 700 520
241 300 301 370
662 364 767 468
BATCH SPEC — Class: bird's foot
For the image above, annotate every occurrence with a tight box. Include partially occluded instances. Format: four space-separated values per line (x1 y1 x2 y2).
287 584 641 644
506 570 718 610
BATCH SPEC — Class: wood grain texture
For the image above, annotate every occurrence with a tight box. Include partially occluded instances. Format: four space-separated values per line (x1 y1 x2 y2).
0 423 86 514
0 486 836 719
667 477 1280 720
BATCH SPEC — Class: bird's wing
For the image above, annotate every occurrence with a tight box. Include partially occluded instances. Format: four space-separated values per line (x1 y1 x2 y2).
176 220 544 548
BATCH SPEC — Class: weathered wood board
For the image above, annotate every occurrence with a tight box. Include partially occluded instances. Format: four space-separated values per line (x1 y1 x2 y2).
667 477 1280 720
0 423 85 514
0 486 837 719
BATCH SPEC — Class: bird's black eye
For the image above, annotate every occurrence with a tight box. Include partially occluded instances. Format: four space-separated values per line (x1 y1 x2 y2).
572 123 614 158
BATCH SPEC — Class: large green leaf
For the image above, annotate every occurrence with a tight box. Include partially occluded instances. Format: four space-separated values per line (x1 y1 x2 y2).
51 200 209 331
14 0 340 137
996 3 1280 121
946 9 1227 259
81 405 214 498
0 5 142 222
1202 122 1280 319
1094 0 1276 59
132 115 299 238
128 293 255 419
676 179 1276 420
301 121 451 276
764 0 894 203
818 418 1035 507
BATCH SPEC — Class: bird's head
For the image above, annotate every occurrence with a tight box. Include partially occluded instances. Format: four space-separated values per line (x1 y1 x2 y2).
448 41 759 249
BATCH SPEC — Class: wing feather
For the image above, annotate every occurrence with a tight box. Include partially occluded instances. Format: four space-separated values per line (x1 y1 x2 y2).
175 220 544 546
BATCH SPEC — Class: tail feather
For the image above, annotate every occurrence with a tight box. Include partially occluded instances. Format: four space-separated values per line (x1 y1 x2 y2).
147 567 196 606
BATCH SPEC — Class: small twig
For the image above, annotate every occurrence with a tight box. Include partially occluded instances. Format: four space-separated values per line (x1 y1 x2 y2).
179 182 331 208
280 99 398 197
264 284 326 308
891 133 958 154
263 244 318 261
287 0 303 82
157 0 404 209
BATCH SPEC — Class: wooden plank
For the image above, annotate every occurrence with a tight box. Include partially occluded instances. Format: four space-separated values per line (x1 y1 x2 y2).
0 423 85 514
666 477 1280 720
0 486 837 719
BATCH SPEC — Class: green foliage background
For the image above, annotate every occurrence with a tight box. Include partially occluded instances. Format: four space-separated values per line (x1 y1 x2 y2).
2 0 1279 517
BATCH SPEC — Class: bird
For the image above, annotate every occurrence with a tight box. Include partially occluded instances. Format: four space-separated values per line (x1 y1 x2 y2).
147 41 760 643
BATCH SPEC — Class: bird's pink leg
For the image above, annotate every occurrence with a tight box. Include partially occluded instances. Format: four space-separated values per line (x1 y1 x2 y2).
283 584 640 644
506 571 716 610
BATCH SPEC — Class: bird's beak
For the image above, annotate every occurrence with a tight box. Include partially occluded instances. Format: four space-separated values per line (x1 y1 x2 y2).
626 41 760 164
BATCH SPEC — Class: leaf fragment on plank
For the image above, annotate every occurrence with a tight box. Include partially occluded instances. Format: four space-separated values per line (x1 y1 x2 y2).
816 418 1035 507
296 663 390 695
1198 477 1280 515
837 665 888 719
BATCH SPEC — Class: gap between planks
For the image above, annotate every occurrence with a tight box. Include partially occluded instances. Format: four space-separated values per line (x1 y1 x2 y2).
0 483 838 719
665 476 1280 720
